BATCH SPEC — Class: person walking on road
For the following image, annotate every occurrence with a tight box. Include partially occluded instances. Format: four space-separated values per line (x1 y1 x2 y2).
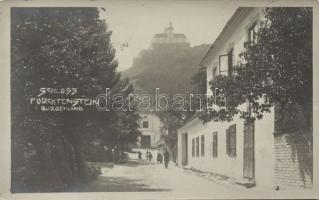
146 150 149 161
157 150 163 164
138 151 142 160
163 148 170 168
148 152 153 163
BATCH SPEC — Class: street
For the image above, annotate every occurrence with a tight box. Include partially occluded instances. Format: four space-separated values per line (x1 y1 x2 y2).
83 149 244 194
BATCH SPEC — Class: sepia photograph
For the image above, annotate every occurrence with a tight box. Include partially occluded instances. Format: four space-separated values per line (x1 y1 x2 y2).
0 0 318 199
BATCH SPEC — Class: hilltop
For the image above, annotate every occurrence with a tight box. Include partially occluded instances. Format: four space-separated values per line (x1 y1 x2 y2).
122 43 210 98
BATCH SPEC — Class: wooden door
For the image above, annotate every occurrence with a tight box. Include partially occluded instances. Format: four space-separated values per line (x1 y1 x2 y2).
243 121 255 179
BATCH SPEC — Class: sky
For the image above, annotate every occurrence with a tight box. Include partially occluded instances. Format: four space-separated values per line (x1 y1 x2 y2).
99 1 237 71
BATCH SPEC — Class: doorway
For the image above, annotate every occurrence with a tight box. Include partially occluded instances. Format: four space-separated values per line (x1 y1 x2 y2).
141 135 151 148
243 121 255 180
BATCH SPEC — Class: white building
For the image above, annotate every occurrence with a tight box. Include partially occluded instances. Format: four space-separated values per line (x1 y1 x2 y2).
177 7 312 190
137 112 163 149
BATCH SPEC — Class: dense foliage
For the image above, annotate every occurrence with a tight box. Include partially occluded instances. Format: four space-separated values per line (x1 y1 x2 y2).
11 8 140 192
197 8 312 127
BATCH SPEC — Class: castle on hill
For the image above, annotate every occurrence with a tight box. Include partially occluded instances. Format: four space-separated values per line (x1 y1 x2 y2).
151 22 190 48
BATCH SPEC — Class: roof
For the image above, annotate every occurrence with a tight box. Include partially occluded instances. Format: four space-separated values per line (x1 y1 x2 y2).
174 33 186 38
154 33 167 38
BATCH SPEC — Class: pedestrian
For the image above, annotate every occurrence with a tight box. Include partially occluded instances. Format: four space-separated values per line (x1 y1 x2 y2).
138 151 142 160
163 148 170 168
157 150 163 164
146 150 149 160
148 152 153 163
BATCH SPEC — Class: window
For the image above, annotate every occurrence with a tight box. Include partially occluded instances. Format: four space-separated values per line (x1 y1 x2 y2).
218 48 233 76
219 54 228 76
201 135 205 156
226 124 236 157
196 137 199 157
212 131 218 158
142 121 149 128
192 138 195 157
248 22 258 44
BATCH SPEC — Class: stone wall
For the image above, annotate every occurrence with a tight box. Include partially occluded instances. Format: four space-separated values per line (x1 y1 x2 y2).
274 131 313 189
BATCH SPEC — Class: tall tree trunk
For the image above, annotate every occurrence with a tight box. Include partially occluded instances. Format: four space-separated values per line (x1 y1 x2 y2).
71 133 90 182
51 135 75 187
38 139 65 192
63 114 90 183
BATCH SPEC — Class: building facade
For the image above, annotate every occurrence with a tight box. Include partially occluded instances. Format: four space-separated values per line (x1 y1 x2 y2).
137 112 163 149
177 7 312 190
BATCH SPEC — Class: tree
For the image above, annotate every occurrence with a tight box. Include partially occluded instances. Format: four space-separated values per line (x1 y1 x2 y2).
158 110 183 162
191 65 208 112
198 8 312 129
104 78 142 161
11 7 140 192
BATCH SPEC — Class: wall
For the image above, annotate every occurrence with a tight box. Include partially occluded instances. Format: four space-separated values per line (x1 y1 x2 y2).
274 131 313 189
273 102 313 189
179 115 245 182
178 109 275 188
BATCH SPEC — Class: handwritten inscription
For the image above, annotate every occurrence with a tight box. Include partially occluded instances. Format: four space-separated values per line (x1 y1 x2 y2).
38 88 78 97
30 88 96 112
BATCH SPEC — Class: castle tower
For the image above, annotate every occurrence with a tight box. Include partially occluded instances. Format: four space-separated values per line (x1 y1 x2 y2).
164 21 174 38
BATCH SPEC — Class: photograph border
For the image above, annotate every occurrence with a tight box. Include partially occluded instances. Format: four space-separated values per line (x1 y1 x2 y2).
0 0 318 199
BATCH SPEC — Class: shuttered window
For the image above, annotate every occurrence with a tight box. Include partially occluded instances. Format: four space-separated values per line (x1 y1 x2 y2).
201 135 205 156
196 137 199 157
212 131 218 158
226 124 236 157
192 138 195 157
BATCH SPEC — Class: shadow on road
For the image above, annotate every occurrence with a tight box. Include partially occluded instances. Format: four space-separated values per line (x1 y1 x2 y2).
82 176 171 192
70 157 171 192
116 159 156 167
118 160 147 167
